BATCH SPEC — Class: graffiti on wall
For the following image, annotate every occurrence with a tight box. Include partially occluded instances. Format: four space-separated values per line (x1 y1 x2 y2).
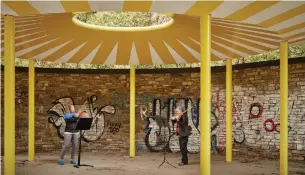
140 89 303 154
47 95 116 142
16 91 44 114
141 96 229 154
107 121 122 134
209 89 299 153
142 98 201 153
16 91 28 104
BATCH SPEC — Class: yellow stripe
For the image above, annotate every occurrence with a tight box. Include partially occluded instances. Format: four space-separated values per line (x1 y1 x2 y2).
214 32 272 51
212 42 242 59
15 16 45 21
15 35 56 52
16 19 46 26
289 38 305 45
134 39 152 65
14 14 56 23
149 39 176 64
212 35 258 55
2 27 43 38
2 1 40 16
164 39 198 63
122 1 152 12
212 27 279 46
116 39 133 65
211 53 222 61
15 28 44 38
212 24 281 40
15 24 43 31
177 37 200 53
174 15 200 39
225 1 279 21
186 1 224 16
60 1 91 13
15 22 45 29
67 41 102 63
213 17 261 27
15 31 49 44
171 17 200 40
3 34 57 56
284 32 305 41
215 28 278 46
43 39 87 62
277 22 305 34
91 40 118 64
259 4 305 28
19 38 69 59
212 21 278 35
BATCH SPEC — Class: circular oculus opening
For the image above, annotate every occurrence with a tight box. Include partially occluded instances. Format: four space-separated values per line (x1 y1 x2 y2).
72 11 174 31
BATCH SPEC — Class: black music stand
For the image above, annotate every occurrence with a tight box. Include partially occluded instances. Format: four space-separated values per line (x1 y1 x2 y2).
158 116 176 169
74 118 94 168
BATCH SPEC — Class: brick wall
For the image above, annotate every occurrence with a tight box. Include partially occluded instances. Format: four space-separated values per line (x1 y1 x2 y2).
1 60 305 160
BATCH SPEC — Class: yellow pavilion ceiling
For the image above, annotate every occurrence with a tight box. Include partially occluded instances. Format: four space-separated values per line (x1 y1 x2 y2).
1 1 304 65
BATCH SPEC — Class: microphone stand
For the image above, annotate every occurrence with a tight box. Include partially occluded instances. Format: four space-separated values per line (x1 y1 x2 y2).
158 116 176 169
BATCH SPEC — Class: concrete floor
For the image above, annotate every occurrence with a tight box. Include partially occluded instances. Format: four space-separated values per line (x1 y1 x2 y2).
1 152 305 175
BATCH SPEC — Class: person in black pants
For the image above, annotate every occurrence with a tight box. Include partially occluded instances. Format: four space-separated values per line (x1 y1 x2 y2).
171 105 190 166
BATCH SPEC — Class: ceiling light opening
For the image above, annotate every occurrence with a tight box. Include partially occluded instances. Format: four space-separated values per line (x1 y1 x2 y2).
72 11 174 31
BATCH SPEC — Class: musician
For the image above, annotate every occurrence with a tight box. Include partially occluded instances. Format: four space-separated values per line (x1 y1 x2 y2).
171 105 190 166
58 104 81 165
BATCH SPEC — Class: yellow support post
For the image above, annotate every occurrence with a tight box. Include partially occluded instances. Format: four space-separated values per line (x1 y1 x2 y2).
226 59 232 163
130 65 136 157
28 59 35 161
280 41 288 175
200 13 211 175
4 15 15 175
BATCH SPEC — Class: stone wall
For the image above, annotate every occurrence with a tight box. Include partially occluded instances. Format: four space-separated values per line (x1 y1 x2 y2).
1 59 305 160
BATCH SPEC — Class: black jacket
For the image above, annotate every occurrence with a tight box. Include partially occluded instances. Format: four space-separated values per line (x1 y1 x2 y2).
64 113 79 133
178 113 190 137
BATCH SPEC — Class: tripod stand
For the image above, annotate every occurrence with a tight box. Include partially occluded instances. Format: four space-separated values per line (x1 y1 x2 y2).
158 117 176 169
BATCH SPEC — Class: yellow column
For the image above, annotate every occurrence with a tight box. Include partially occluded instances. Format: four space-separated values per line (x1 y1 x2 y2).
130 65 136 157
4 15 16 175
226 59 232 162
280 41 288 175
28 59 35 161
200 14 211 175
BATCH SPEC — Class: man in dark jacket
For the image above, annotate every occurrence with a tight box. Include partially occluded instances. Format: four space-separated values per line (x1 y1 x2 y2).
172 105 190 166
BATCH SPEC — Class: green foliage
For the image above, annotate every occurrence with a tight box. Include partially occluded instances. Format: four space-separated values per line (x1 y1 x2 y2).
237 43 305 64
75 11 171 27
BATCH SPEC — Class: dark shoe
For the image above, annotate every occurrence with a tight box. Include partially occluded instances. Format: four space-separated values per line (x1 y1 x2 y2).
179 162 184 166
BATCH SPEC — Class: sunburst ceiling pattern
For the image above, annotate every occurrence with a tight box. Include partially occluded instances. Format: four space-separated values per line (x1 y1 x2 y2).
1 1 305 65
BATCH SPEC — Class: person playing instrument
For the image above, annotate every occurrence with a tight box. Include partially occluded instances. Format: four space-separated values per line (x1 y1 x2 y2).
171 105 190 166
58 104 81 165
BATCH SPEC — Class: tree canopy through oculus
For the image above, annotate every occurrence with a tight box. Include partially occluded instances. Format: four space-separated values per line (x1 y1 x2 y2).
75 11 172 27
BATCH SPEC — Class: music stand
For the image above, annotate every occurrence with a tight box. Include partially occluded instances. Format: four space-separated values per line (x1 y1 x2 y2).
74 118 94 168
158 116 176 169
